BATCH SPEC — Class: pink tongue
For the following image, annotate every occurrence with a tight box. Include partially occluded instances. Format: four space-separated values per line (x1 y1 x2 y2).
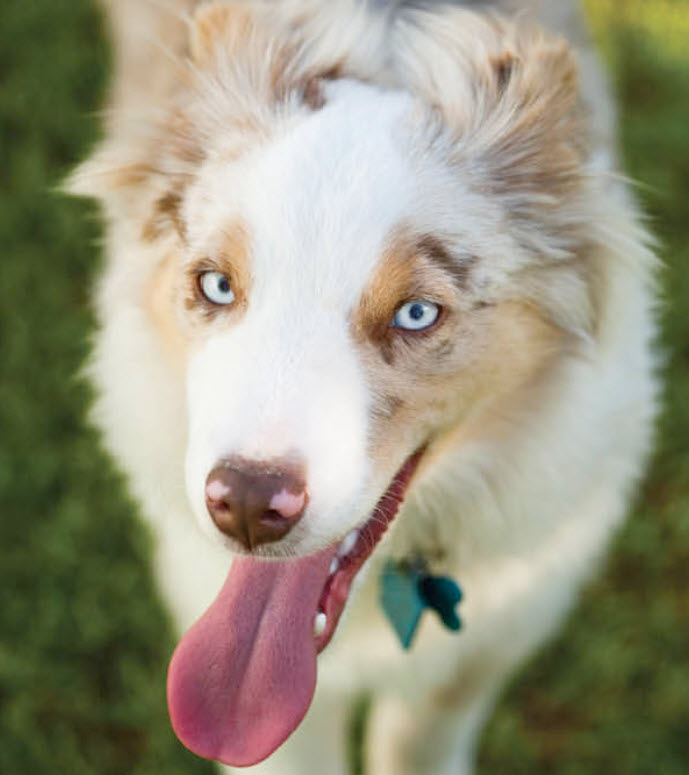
167 547 336 767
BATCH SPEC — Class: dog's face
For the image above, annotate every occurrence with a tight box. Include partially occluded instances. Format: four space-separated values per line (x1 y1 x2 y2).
125 4 592 562
176 78 559 557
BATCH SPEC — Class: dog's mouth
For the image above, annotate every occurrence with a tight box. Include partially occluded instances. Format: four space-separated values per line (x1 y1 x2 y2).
167 449 424 767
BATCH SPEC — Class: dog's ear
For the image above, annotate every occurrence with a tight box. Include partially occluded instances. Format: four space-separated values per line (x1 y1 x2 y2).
66 3 289 213
189 1 307 105
395 11 586 247
471 28 584 215
189 1 350 114
65 2 335 222
395 10 595 337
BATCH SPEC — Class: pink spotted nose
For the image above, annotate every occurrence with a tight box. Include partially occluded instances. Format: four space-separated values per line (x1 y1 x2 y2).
204 457 308 550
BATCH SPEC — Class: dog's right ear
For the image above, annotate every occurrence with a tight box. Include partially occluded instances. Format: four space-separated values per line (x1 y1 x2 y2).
394 9 596 338
395 10 586 221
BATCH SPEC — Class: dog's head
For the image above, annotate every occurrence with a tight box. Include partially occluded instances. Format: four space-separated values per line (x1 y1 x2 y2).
72 1 597 765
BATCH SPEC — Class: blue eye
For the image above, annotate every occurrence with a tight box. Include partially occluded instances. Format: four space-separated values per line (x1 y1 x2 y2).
199 271 235 306
392 300 441 331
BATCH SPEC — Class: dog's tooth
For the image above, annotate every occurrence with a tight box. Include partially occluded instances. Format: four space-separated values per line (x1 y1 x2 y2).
314 612 327 638
329 557 339 576
339 529 358 557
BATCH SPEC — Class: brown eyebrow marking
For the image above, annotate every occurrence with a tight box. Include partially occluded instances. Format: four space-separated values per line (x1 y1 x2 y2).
416 234 477 291
353 224 476 366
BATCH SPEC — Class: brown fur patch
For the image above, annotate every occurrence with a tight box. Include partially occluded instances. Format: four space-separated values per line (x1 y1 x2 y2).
300 64 343 110
354 237 416 362
190 3 347 116
107 162 155 189
147 252 189 369
146 219 253 368
190 1 299 106
353 224 477 363
490 51 518 93
481 35 585 202
414 301 564 481
352 222 564 485
216 220 252 310
302 77 327 111
357 294 563 487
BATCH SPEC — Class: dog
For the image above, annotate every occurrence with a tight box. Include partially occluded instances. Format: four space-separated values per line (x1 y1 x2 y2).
69 1 658 772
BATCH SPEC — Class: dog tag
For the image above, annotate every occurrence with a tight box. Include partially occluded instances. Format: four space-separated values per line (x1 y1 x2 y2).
380 560 426 650
419 575 463 631
381 560 464 650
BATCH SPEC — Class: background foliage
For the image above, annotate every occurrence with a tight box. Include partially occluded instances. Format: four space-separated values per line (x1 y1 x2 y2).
1 1 687 773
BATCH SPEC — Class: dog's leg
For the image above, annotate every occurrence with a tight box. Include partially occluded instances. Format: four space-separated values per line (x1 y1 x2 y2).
366 688 498 775
218 688 352 775
365 649 509 775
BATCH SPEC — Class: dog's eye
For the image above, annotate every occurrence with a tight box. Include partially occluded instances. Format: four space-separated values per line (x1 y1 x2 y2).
199 271 235 306
392 300 440 332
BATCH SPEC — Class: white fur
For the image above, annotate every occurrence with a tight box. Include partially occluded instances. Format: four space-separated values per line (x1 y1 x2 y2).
73 2 658 773
183 82 415 551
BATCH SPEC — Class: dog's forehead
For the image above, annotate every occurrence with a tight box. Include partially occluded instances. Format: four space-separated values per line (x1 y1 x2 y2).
187 81 425 304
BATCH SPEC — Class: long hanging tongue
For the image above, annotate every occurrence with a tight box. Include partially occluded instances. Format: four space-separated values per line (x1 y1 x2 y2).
167 546 336 767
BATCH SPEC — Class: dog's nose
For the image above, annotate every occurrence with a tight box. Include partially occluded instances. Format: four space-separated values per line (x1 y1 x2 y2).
205 458 307 550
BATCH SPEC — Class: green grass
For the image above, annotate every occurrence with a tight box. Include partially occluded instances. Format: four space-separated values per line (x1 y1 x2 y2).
1 1 687 774
0 2 213 773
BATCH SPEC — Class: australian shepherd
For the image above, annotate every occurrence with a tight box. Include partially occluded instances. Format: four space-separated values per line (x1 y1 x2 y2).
69 0 658 772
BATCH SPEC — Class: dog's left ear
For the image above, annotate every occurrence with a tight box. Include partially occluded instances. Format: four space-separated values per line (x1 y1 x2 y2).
395 10 586 248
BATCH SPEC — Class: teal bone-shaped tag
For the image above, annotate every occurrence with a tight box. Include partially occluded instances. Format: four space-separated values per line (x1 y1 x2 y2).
380 559 463 650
